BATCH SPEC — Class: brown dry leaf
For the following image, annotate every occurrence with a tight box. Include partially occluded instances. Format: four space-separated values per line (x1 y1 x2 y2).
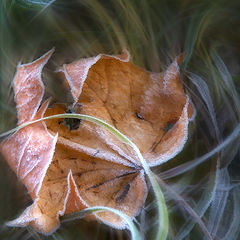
0 49 195 234
1 49 57 200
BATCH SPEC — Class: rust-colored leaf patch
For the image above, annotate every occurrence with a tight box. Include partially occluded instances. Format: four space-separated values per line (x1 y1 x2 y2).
0 49 194 234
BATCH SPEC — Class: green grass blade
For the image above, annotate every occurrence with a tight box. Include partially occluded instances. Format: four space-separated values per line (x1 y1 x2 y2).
62 206 141 240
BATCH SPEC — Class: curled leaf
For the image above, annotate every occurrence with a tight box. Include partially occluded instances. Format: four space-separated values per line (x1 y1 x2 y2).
1 49 57 200
57 51 194 166
1 49 194 234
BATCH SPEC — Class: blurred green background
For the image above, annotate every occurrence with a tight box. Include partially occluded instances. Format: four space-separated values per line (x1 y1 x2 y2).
1 0 240 239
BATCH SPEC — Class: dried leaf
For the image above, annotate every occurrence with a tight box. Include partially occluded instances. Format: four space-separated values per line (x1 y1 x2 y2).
1 49 194 234
1 49 57 200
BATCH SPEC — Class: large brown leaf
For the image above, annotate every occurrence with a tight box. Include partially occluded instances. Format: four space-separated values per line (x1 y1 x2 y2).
1 49 194 234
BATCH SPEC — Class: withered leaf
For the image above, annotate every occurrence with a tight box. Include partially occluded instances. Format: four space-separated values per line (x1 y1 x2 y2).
1 49 194 234
1 49 57 200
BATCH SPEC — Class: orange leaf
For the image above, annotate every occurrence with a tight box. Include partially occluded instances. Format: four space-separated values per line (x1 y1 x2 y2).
1 49 195 234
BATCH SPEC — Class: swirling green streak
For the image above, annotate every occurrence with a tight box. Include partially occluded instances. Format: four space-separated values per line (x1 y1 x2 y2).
0 113 168 240
62 206 140 240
